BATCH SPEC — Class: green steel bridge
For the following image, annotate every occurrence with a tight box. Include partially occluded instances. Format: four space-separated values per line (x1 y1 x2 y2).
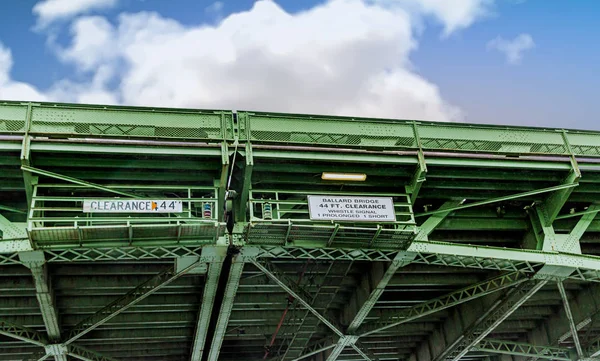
1 101 600 361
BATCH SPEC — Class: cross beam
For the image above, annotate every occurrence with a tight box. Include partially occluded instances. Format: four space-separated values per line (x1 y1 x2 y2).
63 259 202 345
251 258 343 337
435 280 548 361
251 258 373 360
279 261 350 361
558 280 584 358
358 270 530 337
473 339 572 360
21 165 139 198
0 319 47 346
326 201 470 361
67 344 120 361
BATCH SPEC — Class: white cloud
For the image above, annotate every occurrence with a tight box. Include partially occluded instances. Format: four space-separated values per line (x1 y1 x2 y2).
373 0 495 36
487 33 534 65
33 0 118 28
2 0 496 122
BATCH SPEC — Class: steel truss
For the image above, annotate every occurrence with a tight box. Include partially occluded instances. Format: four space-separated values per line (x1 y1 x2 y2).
65 259 201 344
435 280 548 361
358 271 530 337
0 319 47 346
1 258 203 361
2 242 600 279
3 101 600 361
473 339 572 360
250 258 375 360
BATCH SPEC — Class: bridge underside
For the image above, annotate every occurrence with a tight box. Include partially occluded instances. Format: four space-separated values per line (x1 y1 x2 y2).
2 101 600 361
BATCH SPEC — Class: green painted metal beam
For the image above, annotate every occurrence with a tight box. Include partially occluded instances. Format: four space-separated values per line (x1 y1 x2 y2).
541 169 580 226
21 165 139 198
189 259 224 361
0 319 48 346
63 259 202 345
415 183 578 218
585 335 600 358
206 254 245 361
327 201 462 361
357 271 529 337
250 258 375 360
18 251 67 361
557 280 584 358
0 240 599 278
237 143 254 222
279 261 346 361
473 339 572 360
556 207 600 220
30 142 224 156
0 205 27 214
250 258 344 338
435 280 548 361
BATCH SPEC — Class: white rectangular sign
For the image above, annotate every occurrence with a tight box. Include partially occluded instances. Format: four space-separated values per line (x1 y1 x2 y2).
307 195 396 222
83 199 183 213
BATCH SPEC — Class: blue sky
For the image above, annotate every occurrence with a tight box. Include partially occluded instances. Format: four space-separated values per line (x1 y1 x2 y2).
0 0 599 130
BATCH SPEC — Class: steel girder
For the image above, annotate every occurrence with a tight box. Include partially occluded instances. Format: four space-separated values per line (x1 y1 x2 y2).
190 259 224 361
558 280 584 358
21 165 139 198
250 258 374 360
19 251 66 361
472 339 572 360
517 207 600 361
3 257 204 361
586 336 600 358
0 241 598 276
357 270 530 337
206 253 246 361
23 344 120 361
250 258 343 338
0 319 47 346
63 260 201 345
326 201 463 361
279 261 352 361
433 280 548 361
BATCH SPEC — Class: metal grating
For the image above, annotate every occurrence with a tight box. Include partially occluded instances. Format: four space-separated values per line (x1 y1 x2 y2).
0 104 27 133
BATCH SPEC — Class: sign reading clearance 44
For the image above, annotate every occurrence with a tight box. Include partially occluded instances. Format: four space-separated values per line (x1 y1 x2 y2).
307 195 396 222
83 199 183 213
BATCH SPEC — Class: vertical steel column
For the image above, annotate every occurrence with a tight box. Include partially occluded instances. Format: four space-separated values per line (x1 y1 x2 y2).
19 251 67 361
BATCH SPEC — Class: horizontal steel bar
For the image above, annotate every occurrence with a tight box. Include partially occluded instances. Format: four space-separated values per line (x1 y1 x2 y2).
22 166 138 198
415 183 579 217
